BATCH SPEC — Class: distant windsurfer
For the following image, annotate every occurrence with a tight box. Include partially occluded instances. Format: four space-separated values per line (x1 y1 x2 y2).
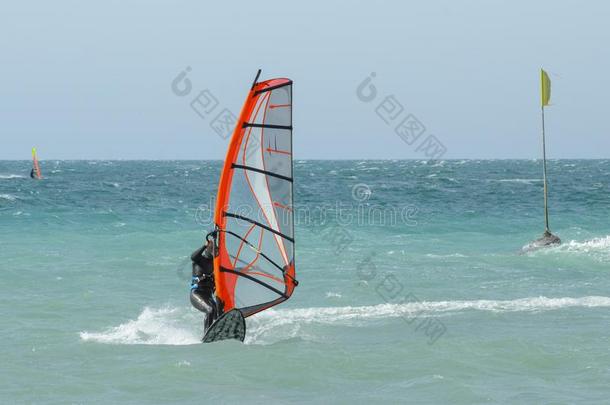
30 168 36 179
190 233 221 331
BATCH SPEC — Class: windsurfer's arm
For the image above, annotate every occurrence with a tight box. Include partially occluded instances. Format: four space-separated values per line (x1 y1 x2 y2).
191 246 205 262
191 239 215 262
191 245 206 262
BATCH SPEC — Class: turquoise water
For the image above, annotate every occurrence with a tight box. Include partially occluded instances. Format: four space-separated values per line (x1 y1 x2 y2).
1 160 610 404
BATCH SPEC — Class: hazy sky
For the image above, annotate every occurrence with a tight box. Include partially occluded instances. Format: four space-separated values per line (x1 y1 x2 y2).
1 1 609 159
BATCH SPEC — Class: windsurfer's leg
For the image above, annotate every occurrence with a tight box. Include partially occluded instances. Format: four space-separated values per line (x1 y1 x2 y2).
204 305 215 331
190 289 216 330
190 290 213 313
205 295 221 330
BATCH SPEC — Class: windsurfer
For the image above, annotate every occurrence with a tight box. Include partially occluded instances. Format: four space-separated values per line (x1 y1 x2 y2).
190 234 221 331
30 168 36 179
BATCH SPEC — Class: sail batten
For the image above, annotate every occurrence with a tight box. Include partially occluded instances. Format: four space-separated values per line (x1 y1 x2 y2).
213 72 296 318
231 164 293 182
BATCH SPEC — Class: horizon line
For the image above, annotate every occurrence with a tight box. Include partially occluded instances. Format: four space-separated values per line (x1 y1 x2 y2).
2 158 610 162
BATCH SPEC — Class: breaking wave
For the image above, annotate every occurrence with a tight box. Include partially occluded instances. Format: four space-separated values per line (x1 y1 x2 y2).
489 178 542 184
80 296 610 346
561 236 610 252
528 236 610 261
80 306 201 346
0 194 18 202
0 174 26 179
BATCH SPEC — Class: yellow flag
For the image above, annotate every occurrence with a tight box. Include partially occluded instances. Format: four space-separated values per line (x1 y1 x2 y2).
541 69 551 107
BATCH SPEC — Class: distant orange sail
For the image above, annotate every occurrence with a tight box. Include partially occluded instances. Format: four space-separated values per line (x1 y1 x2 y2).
213 70 297 318
32 148 42 179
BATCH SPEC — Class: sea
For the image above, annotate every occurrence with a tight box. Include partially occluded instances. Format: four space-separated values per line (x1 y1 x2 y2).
1 159 609 404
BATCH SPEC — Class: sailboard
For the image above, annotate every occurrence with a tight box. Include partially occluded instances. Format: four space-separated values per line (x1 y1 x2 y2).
31 148 42 180
202 309 246 343
203 69 298 343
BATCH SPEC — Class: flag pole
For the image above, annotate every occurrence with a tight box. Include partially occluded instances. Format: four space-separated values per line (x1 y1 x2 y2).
525 68 560 249
541 104 550 233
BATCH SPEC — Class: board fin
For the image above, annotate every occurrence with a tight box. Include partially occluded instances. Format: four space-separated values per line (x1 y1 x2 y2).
202 309 246 343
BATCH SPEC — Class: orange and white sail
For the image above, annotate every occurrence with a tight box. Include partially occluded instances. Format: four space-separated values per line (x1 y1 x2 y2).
31 148 42 179
213 70 297 318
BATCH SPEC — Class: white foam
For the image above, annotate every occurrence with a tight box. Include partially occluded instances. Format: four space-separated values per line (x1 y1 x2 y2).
0 194 17 201
246 295 610 344
259 295 610 322
562 236 610 251
80 306 201 346
0 174 25 179
529 236 610 261
80 296 610 346
490 178 541 184
425 253 468 258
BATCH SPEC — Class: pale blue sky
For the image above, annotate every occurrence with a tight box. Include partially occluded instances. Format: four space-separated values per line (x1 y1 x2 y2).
1 0 609 159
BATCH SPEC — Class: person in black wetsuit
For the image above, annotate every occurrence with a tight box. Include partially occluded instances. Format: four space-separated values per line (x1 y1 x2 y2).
190 237 220 332
30 168 36 179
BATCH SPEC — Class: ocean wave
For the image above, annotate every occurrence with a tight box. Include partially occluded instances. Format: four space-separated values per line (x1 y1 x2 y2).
528 236 610 261
425 253 468 258
0 174 25 179
257 295 610 323
489 178 542 184
247 296 610 344
562 236 610 251
0 194 18 201
80 306 201 346
80 296 610 346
